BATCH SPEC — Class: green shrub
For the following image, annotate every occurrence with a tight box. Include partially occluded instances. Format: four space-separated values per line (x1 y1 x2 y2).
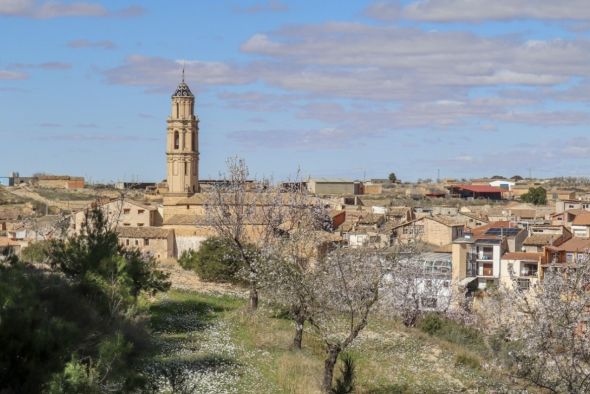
333 353 356 394
178 237 246 283
419 315 486 354
20 240 51 263
418 313 443 335
0 206 168 392
454 352 481 370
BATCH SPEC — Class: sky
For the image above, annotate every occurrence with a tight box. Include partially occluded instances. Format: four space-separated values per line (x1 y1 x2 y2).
2 0 590 183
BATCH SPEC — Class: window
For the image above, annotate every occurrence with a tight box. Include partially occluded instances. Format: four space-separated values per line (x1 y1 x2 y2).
138 209 144 214
144 238 150 246
192 132 196 151
135 240 139 246
521 263 538 277
176 102 179 117
174 131 179 149
123 208 130 214
123 223 130 226
402 225 424 235
567 252 575 263
184 162 188 175
137 223 144 227
125 239 129 246
517 279 530 291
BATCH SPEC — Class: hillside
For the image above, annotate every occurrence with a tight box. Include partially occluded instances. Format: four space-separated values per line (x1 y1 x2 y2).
143 289 512 393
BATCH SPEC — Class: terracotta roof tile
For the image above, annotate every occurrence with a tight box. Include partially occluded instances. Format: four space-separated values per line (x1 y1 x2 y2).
116 226 171 239
573 213 590 226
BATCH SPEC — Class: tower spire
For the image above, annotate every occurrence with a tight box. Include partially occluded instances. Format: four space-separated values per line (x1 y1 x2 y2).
182 61 185 83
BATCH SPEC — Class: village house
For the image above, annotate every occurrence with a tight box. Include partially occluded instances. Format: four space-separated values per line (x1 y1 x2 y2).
500 252 543 291
72 199 162 234
451 221 527 290
35 175 85 189
457 211 489 229
571 212 590 238
522 225 571 253
551 208 587 227
307 178 363 195
116 226 175 261
390 216 465 247
387 207 414 224
550 190 577 202
555 199 590 214
543 237 590 277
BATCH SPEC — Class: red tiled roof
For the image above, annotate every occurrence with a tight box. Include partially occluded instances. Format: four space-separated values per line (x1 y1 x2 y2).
550 237 590 252
451 184 505 193
573 213 590 226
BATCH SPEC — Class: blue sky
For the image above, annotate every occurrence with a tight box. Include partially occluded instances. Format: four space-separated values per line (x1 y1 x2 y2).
2 0 590 183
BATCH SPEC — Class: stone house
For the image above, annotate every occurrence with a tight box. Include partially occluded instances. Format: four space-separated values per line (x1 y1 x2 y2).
116 226 174 261
72 199 162 233
390 216 465 247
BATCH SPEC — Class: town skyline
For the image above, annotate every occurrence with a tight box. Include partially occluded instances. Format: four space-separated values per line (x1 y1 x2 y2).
3 0 590 182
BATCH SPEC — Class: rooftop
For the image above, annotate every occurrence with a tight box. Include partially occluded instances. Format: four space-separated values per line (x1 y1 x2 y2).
172 81 193 97
116 226 171 239
572 212 590 226
501 252 543 261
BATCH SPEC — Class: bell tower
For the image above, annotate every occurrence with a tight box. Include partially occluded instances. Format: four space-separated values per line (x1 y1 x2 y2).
166 71 199 195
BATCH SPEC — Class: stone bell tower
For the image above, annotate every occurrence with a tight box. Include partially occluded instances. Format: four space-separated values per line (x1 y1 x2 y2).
166 70 199 195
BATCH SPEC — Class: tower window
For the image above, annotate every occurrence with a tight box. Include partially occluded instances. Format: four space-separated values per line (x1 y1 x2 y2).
184 162 188 175
192 132 195 151
176 102 179 118
174 131 179 149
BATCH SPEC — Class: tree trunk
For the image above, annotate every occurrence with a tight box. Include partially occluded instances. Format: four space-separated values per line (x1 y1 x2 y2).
293 310 305 350
322 345 341 393
249 284 258 310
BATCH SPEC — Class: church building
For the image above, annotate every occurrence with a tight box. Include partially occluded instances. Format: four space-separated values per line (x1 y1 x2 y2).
162 75 214 256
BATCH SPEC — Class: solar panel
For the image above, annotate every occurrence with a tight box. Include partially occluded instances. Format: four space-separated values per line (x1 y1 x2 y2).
485 227 520 236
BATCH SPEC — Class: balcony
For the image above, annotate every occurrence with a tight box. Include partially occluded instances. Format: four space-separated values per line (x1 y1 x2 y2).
478 263 494 277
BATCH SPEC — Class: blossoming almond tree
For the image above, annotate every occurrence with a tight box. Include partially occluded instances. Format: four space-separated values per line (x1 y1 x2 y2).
482 254 590 393
309 246 394 393
205 157 269 310
258 178 334 350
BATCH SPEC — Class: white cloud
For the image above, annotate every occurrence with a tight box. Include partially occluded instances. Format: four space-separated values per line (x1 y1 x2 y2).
0 70 27 80
0 1 144 19
364 1 402 21
103 55 253 89
233 0 288 14
68 39 116 49
401 0 590 22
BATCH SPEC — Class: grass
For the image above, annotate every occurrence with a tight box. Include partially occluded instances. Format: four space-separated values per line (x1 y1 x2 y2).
144 290 510 393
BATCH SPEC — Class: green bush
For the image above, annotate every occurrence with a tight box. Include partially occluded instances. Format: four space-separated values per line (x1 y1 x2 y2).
178 237 246 283
417 314 486 355
454 352 481 370
20 240 52 263
0 206 170 392
418 313 443 335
